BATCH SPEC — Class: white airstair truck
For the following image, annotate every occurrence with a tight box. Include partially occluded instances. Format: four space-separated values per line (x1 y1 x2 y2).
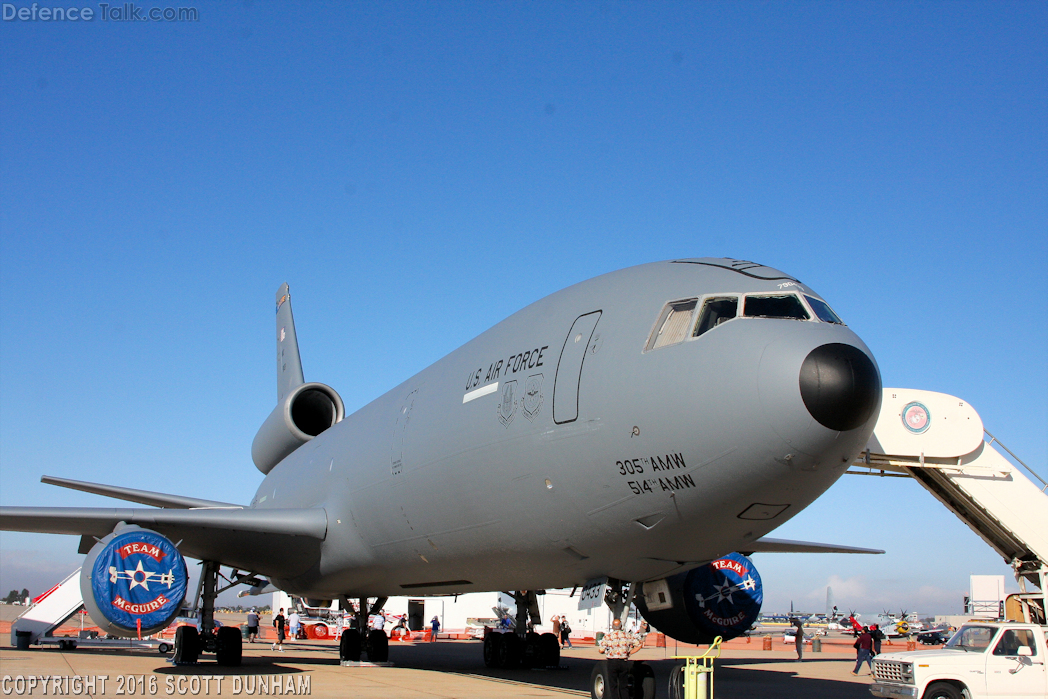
10 567 172 652
854 389 1048 699
10 568 86 649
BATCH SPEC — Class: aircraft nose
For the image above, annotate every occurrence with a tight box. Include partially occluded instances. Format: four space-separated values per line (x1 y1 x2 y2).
799 343 881 431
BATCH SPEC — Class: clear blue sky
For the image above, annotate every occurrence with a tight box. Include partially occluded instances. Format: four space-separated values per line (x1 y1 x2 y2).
1 1 1045 615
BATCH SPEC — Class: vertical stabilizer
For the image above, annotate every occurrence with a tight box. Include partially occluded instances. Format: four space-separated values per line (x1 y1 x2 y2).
275 283 305 401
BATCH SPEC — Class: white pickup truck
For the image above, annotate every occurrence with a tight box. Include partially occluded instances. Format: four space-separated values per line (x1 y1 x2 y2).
870 622 1047 699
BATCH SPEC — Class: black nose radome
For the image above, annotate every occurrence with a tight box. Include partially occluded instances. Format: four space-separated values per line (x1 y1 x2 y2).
799 343 880 431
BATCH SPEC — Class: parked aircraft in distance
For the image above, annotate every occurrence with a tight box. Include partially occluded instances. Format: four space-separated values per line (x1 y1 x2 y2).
1 258 884 673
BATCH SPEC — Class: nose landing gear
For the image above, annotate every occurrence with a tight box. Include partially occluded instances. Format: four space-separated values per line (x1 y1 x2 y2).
338 596 389 664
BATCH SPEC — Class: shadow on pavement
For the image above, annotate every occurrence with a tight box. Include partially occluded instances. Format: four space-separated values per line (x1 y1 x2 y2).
383 641 873 699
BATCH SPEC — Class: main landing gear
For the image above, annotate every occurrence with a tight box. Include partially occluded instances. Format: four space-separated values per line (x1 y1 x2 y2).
339 596 390 664
173 561 258 666
482 591 561 670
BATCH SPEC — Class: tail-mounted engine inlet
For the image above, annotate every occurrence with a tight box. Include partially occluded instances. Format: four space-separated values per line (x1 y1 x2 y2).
251 382 344 475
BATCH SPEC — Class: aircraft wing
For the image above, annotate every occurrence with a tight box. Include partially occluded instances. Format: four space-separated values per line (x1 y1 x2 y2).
0 506 327 579
742 537 885 555
40 475 241 509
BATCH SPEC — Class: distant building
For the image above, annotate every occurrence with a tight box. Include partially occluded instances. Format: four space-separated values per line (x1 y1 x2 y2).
273 588 638 638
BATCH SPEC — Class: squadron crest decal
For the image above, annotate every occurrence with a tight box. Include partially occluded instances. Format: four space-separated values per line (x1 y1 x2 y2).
901 401 931 434
498 380 517 426
522 374 544 421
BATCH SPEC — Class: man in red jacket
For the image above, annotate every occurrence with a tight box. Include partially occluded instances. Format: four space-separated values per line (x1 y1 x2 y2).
852 626 875 674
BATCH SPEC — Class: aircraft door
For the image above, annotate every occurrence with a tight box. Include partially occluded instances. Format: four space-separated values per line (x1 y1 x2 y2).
407 599 424 631
553 311 602 424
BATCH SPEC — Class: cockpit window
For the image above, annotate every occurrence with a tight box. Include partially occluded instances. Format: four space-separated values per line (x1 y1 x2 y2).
693 297 738 337
805 295 844 325
646 299 697 350
743 294 811 320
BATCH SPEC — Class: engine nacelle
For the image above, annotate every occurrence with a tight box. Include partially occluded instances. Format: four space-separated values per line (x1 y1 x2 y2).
81 525 189 637
636 553 763 644
252 382 345 475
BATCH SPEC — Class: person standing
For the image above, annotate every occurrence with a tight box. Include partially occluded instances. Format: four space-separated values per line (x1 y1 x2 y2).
550 614 561 643
371 611 386 634
246 608 259 643
852 627 875 674
394 616 411 639
288 609 301 640
598 618 643 699
560 616 572 649
791 618 805 661
272 608 286 652
870 624 885 656
430 615 440 642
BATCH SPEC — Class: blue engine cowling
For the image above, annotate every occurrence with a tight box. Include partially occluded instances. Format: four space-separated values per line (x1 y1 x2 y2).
80 525 189 637
635 553 763 644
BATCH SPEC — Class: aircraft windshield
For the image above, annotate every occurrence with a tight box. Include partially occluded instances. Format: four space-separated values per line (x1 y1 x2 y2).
743 294 810 321
647 299 698 350
804 295 844 325
693 297 738 337
944 625 997 652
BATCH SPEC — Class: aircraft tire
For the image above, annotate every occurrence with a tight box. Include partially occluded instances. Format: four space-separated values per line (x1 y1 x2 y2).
539 632 560 668
367 630 389 663
496 632 520 669
520 632 541 668
340 629 362 662
923 682 963 699
215 626 242 666
483 632 501 668
590 660 609 699
173 626 200 665
629 662 655 699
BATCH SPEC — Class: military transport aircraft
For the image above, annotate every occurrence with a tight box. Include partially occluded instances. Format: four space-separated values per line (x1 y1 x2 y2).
0 258 883 678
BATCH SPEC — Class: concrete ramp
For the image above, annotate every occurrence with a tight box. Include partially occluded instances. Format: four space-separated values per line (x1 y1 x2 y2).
852 389 1048 624
10 568 84 645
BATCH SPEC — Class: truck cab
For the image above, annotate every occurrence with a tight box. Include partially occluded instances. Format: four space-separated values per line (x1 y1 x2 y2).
870 622 1047 699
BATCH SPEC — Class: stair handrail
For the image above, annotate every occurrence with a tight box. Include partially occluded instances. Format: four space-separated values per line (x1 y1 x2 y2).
985 429 1047 492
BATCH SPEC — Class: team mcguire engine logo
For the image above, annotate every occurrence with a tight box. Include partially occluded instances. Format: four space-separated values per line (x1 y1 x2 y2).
87 529 188 634
683 553 763 637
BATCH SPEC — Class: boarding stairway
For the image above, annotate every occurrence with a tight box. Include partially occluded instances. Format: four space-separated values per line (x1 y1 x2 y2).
850 389 1048 624
9 567 85 645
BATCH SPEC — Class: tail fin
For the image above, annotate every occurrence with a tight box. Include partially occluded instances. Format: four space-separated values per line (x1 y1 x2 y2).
275 283 305 401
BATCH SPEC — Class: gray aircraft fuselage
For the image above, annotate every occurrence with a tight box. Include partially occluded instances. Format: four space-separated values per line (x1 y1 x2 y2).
254 258 881 599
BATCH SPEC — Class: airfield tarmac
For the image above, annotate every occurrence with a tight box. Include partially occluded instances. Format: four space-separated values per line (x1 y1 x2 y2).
1 611 889 699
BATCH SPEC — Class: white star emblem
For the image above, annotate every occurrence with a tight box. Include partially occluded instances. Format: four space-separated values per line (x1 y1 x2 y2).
128 561 156 591
695 577 755 609
713 580 735 603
